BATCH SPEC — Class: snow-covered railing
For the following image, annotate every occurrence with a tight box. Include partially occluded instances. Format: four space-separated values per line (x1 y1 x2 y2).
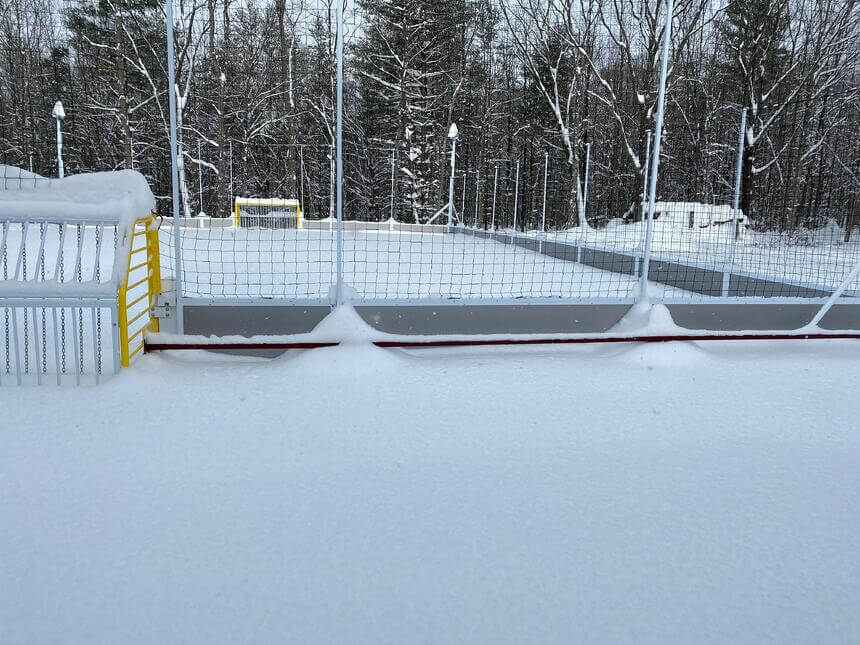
0 169 159 385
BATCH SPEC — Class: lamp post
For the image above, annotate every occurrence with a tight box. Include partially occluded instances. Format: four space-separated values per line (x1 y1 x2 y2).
52 101 65 179
447 123 459 231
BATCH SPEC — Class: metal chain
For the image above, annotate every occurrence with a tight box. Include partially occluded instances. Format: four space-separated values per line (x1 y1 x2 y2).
22 245 28 374
59 224 66 374
95 226 102 375
3 243 8 376
113 226 118 371
77 225 84 376
40 224 47 374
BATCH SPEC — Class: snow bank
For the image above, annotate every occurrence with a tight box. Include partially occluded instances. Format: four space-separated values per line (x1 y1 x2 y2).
0 164 43 183
0 169 155 224
2 340 859 642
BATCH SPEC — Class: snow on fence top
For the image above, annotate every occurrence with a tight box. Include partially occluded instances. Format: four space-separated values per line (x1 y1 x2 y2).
0 168 156 291
0 168 155 224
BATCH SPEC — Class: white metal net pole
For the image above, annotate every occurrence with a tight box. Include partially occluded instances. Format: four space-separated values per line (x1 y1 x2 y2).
334 0 344 306
197 139 203 214
638 0 674 303
166 0 184 332
389 148 395 221
513 160 520 232
722 107 747 296
490 164 498 230
541 151 548 233
447 125 458 231
582 143 591 230
808 260 860 328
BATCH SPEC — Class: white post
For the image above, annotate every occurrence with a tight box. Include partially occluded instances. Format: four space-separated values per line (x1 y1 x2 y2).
583 143 591 222
447 124 458 232
197 139 203 215
389 147 395 221
299 145 304 213
637 130 652 270
641 131 652 219
490 164 499 230
512 160 520 232
808 260 860 328
29 154 33 173
52 101 65 179
638 0 673 303
329 144 335 221
460 171 467 221
541 151 549 233
334 0 344 306
722 107 747 296
474 171 480 227
229 139 234 212
166 0 184 333
577 143 591 261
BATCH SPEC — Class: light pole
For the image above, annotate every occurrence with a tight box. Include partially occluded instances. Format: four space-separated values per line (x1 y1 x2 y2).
52 101 65 179
447 123 459 231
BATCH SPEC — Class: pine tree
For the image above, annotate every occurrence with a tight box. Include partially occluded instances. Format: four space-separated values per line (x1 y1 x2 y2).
722 0 792 226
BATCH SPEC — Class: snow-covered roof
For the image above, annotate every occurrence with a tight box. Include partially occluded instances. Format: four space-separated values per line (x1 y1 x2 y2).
0 164 43 187
0 168 155 224
234 197 300 207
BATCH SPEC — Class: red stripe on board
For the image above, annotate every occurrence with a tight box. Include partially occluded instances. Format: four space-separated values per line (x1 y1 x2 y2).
145 341 339 351
144 333 860 354
373 333 860 347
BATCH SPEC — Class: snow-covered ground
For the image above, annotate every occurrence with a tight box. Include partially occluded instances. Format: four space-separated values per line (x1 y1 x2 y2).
164 227 653 300
161 210 860 302
2 316 859 643
528 204 860 294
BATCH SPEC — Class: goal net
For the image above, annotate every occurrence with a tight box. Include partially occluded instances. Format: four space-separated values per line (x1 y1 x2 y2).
233 197 302 229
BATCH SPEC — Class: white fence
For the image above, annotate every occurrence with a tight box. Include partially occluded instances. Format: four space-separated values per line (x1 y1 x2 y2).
0 217 122 385
1 210 159 386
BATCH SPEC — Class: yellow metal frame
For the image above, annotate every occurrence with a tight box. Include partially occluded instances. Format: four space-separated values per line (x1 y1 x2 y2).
233 197 302 230
117 214 161 367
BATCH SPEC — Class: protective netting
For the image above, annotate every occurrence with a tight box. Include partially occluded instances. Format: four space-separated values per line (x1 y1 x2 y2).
2 0 858 306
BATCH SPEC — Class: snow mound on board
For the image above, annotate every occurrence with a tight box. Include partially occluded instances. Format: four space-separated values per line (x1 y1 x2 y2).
0 169 155 224
609 303 709 365
610 303 681 335
309 303 384 344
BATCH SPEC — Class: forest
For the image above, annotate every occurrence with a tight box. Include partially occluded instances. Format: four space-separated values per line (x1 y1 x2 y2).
1 0 858 234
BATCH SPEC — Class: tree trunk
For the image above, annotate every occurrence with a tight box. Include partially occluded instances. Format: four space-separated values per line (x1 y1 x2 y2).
215 0 229 217
115 4 133 168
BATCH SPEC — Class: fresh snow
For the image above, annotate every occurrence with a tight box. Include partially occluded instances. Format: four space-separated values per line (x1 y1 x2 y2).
0 164 43 183
1 328 859 642
52 101 66 121
531 202 860 293
0 169 154 223
165 228 681 300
